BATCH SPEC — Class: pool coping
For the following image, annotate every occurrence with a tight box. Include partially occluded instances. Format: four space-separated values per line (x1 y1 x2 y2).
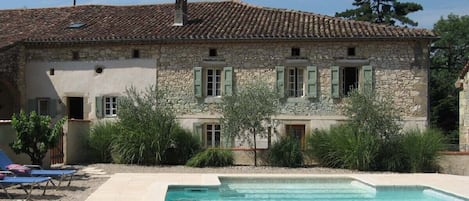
85 173 469 201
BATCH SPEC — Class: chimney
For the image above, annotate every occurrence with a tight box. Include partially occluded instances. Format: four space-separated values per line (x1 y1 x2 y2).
173 0 188 26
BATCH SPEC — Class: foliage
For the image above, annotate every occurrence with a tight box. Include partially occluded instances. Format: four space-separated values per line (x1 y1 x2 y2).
430 14 469 136
162 125 201 165
112 86 175 165
88 121 119 163
342 89 401 141
186 149 233 167
219 80 278 166
10 111 66 166
335 0 422 26
268 136 304 167
401 129 446 172
307 124 380 170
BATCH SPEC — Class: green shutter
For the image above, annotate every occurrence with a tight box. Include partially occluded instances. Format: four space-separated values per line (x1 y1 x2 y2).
362 65 373 93
95 96 103 118
223 67 233 96
194 67 203 98
27 99 37 113
49 99 57 117
306 66 318 98
331 66 340 98
276 66 285 98
193 122 203 142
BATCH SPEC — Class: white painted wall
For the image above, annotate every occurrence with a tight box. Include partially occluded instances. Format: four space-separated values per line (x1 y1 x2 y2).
25 59 157 120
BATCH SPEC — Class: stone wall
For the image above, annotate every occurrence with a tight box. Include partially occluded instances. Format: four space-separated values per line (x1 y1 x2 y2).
0 45 23 119
459 73 469 151
25 39 430 126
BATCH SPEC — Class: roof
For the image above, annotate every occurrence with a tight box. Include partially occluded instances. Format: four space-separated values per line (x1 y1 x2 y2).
0 1 437 49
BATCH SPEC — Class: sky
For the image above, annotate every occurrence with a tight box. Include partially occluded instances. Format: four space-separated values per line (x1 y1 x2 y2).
1 0 468 29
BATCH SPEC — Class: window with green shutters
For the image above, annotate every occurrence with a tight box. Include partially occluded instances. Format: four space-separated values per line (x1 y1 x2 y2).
27 98 57 117
193 67 233 98
330 65 373 98
96 96 119 118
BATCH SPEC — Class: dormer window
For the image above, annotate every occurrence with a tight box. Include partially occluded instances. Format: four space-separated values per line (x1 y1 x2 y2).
209 48 217 57
291 47 300 57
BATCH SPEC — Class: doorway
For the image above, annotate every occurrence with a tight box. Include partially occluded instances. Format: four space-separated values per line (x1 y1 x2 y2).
68 97 84 119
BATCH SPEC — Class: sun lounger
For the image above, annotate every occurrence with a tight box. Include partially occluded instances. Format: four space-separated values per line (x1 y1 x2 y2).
0 173 51 200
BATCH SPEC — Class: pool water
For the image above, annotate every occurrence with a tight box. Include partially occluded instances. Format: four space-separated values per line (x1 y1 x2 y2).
165 177 467 201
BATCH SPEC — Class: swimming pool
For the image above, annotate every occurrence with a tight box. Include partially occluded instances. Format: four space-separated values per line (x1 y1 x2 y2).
165 177 468 201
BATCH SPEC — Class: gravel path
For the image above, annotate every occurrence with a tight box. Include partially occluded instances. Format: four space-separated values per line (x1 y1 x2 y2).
0 164 360 201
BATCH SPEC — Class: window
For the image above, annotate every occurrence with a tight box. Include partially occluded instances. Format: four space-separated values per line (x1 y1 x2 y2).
209 48 217 57
104 97 118 117
342 67 359 96
331 65 373 98
72 51 79 61
205 124 221 147
206 69 221 96
291 47 300 57
132 49 140 58
287 67 304 97
347 47 356 56
286 125 305 149
194 67 233 98
37 99 49 116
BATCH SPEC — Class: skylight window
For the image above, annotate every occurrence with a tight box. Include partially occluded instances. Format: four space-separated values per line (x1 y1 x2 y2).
67 22 85 29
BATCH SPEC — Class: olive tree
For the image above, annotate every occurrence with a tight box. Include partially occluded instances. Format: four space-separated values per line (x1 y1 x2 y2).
219 80 278 166
10 111 66 166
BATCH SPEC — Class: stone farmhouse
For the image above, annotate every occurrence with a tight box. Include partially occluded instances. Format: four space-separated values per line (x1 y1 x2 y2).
0 0 435 163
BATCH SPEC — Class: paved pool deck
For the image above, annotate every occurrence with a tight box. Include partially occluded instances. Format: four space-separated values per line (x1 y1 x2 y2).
85 173 469 201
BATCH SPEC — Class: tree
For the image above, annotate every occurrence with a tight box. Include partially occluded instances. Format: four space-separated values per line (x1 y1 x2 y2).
335 0 423 27
219 80 278 166
10 111 66 166
430 14 469 136
112 86 176 165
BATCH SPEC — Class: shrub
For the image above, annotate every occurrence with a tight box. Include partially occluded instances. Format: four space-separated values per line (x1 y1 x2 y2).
88 121 119 163
162 125 201 165
307 124 379 171
10 111 66 166
401 129 446 172
112 86 175 165
268 136 303 167
186 149 234 167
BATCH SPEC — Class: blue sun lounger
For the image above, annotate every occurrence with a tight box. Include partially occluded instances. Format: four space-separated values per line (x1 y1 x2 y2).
0 150 76 188
0 174 51 200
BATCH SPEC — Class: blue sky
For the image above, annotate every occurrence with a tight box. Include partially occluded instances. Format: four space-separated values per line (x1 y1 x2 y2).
1 0 468 29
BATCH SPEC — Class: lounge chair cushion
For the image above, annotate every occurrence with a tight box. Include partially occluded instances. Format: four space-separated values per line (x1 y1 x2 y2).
6 164 31 175
0 173 4 180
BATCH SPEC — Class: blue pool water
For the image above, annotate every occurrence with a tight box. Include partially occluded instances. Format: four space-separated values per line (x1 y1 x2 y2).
165 177 467 201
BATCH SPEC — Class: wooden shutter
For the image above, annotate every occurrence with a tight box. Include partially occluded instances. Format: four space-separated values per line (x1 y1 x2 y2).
193 67 203 98
95 96 103 118
306 66 318 98
49 99 57 117
27 99 37 113
362 65 373 93
193 122 203 142
223 67 233 96
276 66 285 98
331 66 340 98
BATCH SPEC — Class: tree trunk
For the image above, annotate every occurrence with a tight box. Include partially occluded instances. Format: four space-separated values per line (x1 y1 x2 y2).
253 130 257 166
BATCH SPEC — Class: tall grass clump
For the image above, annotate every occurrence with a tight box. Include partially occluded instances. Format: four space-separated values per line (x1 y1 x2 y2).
307 124 379 170
401 129 446 172
88 121 119 163
268 136 304 167
112 86 175 165
186 149 233 167
162 125 201 165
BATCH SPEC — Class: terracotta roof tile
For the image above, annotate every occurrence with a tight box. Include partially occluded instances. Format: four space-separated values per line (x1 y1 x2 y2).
0 1 437 48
